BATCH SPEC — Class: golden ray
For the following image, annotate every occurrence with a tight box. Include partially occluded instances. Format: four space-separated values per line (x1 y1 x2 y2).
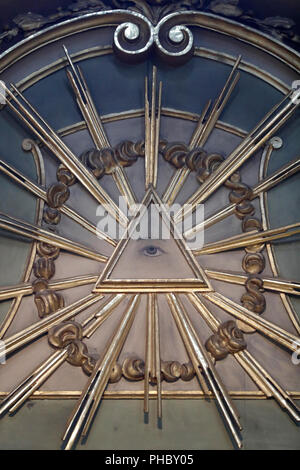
62 294 140 450
0 294 124 416
154 294 162 420
10 84 130 220
0 274 99 302
162 166 194 206
144 294 151 414
175 90 299 222
166 294 210 396
0 159 117 247
235 351 300 422
194 222 300 255
190 55 241 148
184 155 300 238
81 293 125 338
145 75 150 187
144 293 162 419
3 293 102 357
145 66 162 190
0 84 128 227
188 293 300 422
0 211 108 263
203 291 300 353
63 45 109 149
111 164 138 208
163 56 241 205
63 46 137 207
166 293 243 448
255 154 300 199
188 292 270 398
0 349 68 417
206 269 300 296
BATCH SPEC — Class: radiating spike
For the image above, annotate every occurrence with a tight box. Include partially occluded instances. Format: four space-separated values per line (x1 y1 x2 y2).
155 82 162 187
203 291 299 353
0 211 108 263
193 57 241 148
111 165 137 207
0 159 117 247
65 68 106 150
0 294 122 417
0 349 68 417
144 294 153 414
0 274 99 302
235 351 300 422
145 66 161 189
189 99 212 149
194 222 300 255
184 155 300 238
4 294 102 357
82 294 125 338
60 203 117 246
77 66 109 148
188 293 300 422
10 83 60 138
185 205 235 239
187 292 220 332
247 90 294 139
62 295 140 450
0 158 45 199
166 294 210 396
64 45 109 148
166 293 242 448
206 269 300 296
150 66 158 188
162 167 191 206
188 292 271 398
144 76 150 189
253 156 300 197
144 293 162 418
162 100 213 205
64 47 137 207
145 293 162 420
150 66 157 188
163 56 241 206
1 84 128 226
175 92 299 222
169 294 240 417
154 294 162 420
150 295 156 380
81 295 140 437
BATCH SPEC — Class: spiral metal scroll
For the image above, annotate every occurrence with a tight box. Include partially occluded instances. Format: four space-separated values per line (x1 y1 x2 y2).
113 13 194 64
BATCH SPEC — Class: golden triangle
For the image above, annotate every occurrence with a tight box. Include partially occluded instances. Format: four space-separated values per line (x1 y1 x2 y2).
93 188 212 293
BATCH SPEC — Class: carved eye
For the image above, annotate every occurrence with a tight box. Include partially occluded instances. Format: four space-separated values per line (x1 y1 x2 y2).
142 245 165 257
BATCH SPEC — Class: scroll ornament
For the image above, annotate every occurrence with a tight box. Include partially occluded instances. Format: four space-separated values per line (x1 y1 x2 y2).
205 320 247 360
